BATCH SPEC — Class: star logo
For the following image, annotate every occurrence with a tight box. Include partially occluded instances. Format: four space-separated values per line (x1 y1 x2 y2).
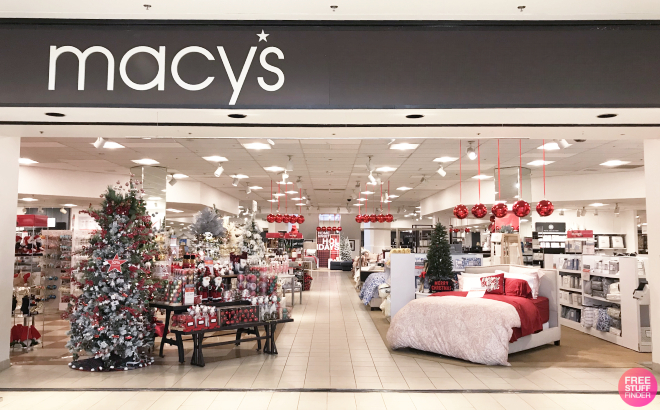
106 254 128 273
257 30 269 42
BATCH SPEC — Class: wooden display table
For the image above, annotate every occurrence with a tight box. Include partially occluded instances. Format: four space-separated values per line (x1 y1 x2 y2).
171 318 294 367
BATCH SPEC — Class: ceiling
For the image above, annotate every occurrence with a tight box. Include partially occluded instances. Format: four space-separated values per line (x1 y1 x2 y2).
2 0 659 20
18 136 645 212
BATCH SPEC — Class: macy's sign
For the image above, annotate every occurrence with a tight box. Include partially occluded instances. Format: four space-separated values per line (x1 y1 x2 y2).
47 44 284 105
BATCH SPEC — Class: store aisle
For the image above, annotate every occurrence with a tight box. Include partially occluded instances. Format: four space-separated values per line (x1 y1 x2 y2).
0 270 655 401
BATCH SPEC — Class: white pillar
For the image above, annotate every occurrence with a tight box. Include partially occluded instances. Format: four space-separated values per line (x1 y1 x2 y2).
0 137 20 371
363 222 391 255
644 139 660 370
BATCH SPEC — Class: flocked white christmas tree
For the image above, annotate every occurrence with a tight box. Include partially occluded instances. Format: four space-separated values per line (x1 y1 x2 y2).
340 234 352 261
241 218 266 263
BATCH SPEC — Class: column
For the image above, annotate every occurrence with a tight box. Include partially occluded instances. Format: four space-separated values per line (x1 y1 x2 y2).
130 166 167 230
363 222 391 255
643 139 660 370
0 137 21 371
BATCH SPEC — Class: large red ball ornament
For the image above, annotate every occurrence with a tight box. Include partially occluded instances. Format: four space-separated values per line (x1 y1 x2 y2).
321 226 327 231
316 226 322 232
297 215 305 224
453 204 469 219
512 200 531 218
491 202 508 218
464 228 471 233
471 203 488 218
355 215 362 223
386 214 394 223
337 227 342 231
369 214 377 223
377 214 386 223
536 199 555 217
275 214 283 223
266 214 275 223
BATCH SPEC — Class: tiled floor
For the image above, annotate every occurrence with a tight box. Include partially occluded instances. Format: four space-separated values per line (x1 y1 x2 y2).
2 270 658 409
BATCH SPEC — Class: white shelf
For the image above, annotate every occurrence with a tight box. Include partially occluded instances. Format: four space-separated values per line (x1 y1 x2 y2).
589 271 620 278
560 287 582 293
559 269 583 274
560 302 583 310
584 294 621 304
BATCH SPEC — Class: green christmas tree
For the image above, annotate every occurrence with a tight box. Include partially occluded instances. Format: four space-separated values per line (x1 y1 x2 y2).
67 181 157 371
340 234 352 261
425 222 454 282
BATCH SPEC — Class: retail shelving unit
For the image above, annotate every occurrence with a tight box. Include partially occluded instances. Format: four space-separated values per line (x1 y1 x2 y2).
491 233 522 265
42 230 73 311
551 254 649 352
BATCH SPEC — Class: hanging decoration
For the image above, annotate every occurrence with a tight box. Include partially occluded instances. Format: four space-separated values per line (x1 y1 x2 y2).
454 140 469 220
536 139 555 217
491 139 508 218
513 139 531 218
471 140 488 218
492 202 508 218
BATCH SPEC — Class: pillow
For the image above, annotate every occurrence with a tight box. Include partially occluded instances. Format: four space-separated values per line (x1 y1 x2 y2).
508 266 545 280
496 270 540 299
480 273 505 295
458 273 498 291
505 278 533 298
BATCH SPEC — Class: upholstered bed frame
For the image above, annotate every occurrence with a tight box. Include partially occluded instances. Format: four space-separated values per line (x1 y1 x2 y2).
464 264 561 353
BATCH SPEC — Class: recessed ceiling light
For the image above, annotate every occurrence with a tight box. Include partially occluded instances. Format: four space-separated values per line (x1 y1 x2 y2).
362 191 375 195
142 137 152 140
285 190 298 194
433 157 458 163
62 204 77 207
230 174 249 179
203 156 228 162
357 198 367 202
267 199 278 203
600 160 631 167
406 114 424 119
132 158 159 165
243 142 271 150
250 186 263 190
387 194 399 198
21 198 38 202
166 208 184 213
101 141 125 149
267 139 275 145
353 203 363 206
527 160 555 166
228 113 247 119
19 158 38 165
291 197 306 201
597 113 618 119
375 166 397 172
264 166 286 172
172 173 188 179
537 142 560 151
45 112 65 117
390 143 419 150
148 196 162 200
589 203 608 207
471 174 492 180
397 186 413 191
277 181 293 185
273 193 286 197
295 203 306 206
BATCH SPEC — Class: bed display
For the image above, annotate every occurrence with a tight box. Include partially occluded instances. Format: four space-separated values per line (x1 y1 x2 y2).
359 272 388 305
386 264 559 366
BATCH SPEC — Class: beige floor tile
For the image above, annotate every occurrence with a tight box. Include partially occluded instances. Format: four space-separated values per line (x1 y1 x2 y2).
298 393 328 410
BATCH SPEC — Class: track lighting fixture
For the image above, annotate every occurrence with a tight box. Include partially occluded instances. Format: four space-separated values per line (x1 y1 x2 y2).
246 184 252 194
306 199 311 206
375 173 382 185
437 165 447 177
368 172 376 184
366 155 374 173
21 208 27 214
232 178 239 187
214 165 224 177
614 203 620 216
93 137 106 149
168 174 178 186
577 209 581 217
37 207 44 214
281 172 289 182
557 139 571 149
581 206 586 217
594 208 598 216
60 207 67 214
337 207 341 214
296 177 303 189
559 209 564 216
286 155 294 172
466 141 477 160
420 176 428 184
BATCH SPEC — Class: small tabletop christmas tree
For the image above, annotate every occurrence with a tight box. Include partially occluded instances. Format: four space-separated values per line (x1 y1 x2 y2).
241 217 266 263
67 180 157 371
425 223 454 285
340 234 352 262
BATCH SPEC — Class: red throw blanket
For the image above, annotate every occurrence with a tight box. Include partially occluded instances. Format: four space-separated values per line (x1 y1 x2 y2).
431 291 544 342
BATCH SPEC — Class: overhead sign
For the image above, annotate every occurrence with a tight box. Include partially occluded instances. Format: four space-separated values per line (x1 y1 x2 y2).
1 22 660 108
535 222 566 233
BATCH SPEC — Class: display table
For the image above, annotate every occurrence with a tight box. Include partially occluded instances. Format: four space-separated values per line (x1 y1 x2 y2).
279 273 300 307
171 318 294 367
151 300 251 359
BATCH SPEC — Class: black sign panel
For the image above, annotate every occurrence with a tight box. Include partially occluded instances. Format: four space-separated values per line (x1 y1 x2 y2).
1 23 660 108
535 222 566 233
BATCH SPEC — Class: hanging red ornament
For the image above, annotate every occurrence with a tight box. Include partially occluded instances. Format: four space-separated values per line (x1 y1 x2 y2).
377 214 386 223
284 214 291 223
355 215 362 223
512 200 531 218
536 199 555 217
337 227 342 231
386 214 394 223
491 202 508 218
490 215 496 222
369 214 377 223
453 204 469 219
321 226 327 231
464 228 471 233
275 214 283 223
316 226 322 232
297 215 305 224
266 214 275 223
471 203 488 218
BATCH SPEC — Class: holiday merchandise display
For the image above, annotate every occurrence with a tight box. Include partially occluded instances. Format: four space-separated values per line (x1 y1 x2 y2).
340 235 352 262
424 223 454 286
188 207 227 259
241 218 267 263
67 180 158 372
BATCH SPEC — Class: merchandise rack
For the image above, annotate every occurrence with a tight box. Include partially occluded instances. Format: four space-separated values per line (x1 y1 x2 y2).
550 253 648 351
42 230 73 311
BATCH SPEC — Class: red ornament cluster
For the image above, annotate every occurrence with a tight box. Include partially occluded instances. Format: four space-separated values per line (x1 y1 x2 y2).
316 226 343 232
267 214 305 224
536 199 555 217
354 214 393 223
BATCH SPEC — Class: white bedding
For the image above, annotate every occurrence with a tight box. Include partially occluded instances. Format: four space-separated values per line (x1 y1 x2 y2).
386 296 521 366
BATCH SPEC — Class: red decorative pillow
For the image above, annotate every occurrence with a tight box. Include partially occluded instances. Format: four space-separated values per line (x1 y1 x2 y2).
480 273 504 295
505 278 533 298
